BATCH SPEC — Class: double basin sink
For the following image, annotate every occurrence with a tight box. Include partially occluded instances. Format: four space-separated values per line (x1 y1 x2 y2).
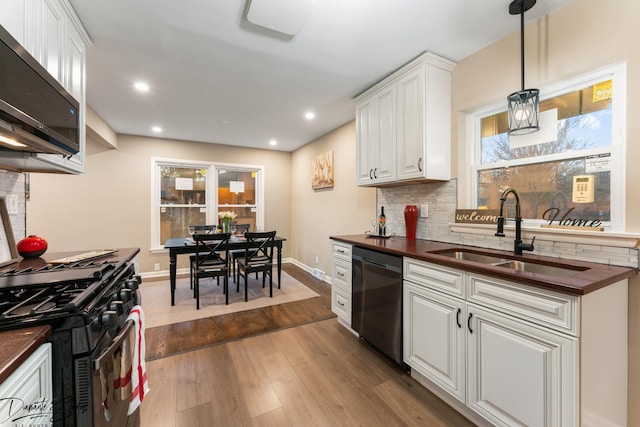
434 249 588 277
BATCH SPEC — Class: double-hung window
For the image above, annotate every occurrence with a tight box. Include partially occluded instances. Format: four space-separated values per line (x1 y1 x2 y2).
151 158 264 249
468 64 626 231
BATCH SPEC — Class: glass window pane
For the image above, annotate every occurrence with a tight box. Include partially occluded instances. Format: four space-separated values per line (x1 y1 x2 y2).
477 160 610 221
218 169 257 231
160 206 207 243
480 81 613 164
160 166 206 205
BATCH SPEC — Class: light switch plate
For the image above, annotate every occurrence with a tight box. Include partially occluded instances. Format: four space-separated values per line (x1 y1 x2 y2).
6 195 18 214
420 204 429 218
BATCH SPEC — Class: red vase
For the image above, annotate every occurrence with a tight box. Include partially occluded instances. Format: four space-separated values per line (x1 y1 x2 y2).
404 205 418 240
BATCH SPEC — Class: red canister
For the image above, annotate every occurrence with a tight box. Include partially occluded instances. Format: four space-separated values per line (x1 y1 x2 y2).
404 205 418 240
17 235 48 258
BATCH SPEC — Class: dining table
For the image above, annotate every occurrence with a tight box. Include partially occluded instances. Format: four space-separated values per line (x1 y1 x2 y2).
164 235 287 306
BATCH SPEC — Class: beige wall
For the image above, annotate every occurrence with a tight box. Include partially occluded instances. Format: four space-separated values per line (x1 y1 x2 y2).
26 134 292 273
451 0 640 423
290 121 375 276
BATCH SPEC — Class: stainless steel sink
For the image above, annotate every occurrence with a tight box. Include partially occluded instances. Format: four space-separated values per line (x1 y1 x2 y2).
434 249 587 277
493 260 584 276
436 250 508 265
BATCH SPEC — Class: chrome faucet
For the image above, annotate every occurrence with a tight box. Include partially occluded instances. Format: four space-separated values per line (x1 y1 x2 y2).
495 188 535 255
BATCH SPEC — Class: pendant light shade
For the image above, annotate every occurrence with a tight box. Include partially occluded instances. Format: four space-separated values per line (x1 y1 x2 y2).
507 0 540 135
508 88 539 135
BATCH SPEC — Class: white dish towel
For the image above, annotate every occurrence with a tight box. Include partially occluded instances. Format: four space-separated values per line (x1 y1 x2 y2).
126 305 150 415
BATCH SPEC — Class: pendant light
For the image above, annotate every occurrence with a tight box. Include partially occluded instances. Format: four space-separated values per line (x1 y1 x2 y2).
507 0 540 135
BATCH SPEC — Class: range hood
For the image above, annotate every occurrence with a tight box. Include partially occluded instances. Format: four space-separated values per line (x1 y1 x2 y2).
0 24 80 157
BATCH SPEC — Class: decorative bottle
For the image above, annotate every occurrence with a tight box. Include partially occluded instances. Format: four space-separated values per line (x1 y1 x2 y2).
378 206 386 236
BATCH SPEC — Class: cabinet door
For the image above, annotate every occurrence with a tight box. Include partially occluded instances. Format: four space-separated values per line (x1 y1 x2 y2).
371 84 396 183
62 22 87 172
0 343 53 424
466 304 577 427
356 97 375 185
355 85 396 186
396 65 425 180
403 282 465 402
40 0 65 82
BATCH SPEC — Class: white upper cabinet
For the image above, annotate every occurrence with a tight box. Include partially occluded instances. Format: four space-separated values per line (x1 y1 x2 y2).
0 0 90 174
40 0 65 82
355 52 456 187
356 83 397 185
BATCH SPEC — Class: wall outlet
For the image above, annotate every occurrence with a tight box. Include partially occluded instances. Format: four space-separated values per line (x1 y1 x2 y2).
154 263 160 271
315 255 319 264
420 204 429 218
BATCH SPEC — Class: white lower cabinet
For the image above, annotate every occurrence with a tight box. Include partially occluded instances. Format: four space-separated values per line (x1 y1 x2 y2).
0 343 53 424
404 257 627 427
466 304 576 427
331 243 352 326
403 282 466 402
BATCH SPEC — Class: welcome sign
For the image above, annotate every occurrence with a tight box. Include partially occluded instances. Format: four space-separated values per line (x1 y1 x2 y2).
455 209 499 224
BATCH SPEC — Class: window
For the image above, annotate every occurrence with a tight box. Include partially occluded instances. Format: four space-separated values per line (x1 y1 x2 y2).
151 159 264 249
469 64 626 231
158 163 209 246
217 168 259 231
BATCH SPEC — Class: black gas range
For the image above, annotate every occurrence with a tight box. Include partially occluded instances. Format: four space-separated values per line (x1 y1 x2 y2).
0 248 141 426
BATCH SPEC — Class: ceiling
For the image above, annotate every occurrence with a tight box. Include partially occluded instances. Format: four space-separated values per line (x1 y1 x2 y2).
69 0 572 152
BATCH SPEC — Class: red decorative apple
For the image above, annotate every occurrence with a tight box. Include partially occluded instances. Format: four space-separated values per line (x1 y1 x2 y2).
17 235 48 258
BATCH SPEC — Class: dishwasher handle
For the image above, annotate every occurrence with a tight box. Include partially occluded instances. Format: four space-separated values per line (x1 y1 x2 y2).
353 252 402 273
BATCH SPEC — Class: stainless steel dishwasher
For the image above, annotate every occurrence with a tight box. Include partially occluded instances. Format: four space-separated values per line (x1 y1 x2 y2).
352 246 403 365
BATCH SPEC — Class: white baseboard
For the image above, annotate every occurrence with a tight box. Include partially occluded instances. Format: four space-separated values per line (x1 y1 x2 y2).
286 258 332 284
139 257 325 281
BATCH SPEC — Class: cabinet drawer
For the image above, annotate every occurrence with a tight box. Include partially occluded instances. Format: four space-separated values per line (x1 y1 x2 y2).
403 257 464 298
467 274 579 336
332 258 351 289
331 285 351 322
332 242 352 261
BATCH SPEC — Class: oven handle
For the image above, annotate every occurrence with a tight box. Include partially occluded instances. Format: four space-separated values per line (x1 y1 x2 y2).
93 319 134 371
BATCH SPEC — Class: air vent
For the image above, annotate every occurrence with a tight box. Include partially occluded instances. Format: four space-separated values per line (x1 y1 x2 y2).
74 358 92 424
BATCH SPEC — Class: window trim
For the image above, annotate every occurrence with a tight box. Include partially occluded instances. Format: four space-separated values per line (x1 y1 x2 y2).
463 62 627 232
150 157 265 251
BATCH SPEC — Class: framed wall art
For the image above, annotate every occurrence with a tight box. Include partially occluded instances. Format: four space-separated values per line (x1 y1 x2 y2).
312 151 334 190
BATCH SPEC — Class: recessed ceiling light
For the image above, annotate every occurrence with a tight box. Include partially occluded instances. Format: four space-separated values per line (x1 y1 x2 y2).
134 81 150 92
269 139 277 146
152 126 162 133
304 111 315 120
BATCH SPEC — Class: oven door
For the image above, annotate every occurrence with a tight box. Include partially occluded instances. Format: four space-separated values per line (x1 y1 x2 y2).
91 320 140 427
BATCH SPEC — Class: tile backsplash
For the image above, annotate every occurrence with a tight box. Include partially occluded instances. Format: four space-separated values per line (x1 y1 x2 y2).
378 179 639 268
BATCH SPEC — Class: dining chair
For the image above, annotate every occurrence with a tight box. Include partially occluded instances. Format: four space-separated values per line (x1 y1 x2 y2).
192 232 231 309
188 225 216 289
229 224 251 281
236 231 276 302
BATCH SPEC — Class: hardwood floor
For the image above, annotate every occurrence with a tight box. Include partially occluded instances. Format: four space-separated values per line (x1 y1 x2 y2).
145 264 335 360
141 264 475 426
